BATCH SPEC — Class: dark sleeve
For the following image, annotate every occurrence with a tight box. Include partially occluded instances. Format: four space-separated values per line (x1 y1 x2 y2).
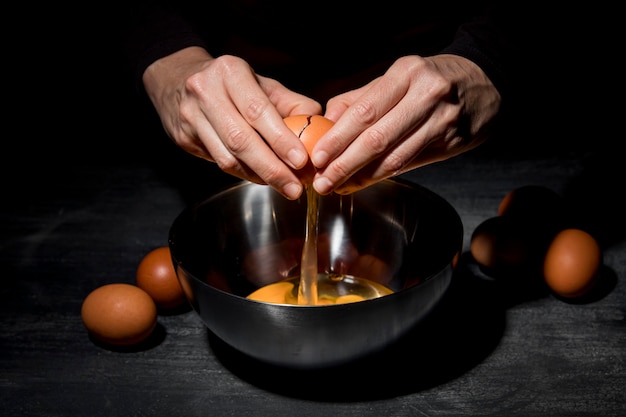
121 1 542 104
121 2 210 93
439 3 543 104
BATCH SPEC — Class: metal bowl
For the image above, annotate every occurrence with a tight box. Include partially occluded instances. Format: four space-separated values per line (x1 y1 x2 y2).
168 178 463 369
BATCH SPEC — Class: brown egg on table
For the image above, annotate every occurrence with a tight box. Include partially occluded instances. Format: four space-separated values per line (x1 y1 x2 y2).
498 185 563 218
470 216 536 273
498 185 566 239
81 283 157 346
543 228 602 298
136 246 186 310
473 185 567 275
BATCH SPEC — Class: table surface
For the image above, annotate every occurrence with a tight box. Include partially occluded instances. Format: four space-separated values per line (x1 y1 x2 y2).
2 126 624 417
3 5 623 415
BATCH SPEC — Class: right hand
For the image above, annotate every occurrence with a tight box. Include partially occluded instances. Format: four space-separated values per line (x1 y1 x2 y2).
142 47 323 200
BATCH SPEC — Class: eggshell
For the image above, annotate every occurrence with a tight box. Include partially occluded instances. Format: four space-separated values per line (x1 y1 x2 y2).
136 246 186 310
283 115 335 157
543 228 602 298
284 114 335 184
81 283 157 346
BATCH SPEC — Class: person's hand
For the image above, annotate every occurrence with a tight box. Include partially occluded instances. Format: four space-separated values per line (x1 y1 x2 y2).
142 46 323 200
311 54 502 195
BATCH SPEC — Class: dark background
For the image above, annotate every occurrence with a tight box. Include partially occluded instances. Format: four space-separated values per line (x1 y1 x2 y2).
2 4 624 417
6 4 621 167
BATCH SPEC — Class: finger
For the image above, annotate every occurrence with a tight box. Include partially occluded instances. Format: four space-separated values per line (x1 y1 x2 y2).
186 56 307 170
313 59 461 195
310 74 408 171
210 111 306 199
322 85 368 122
312 114 409 194
190 114 265 184
226 74 316 171
310 79 418 194
332 101 462 194
261 77 323 119
198 89 304 199
179 85 290 189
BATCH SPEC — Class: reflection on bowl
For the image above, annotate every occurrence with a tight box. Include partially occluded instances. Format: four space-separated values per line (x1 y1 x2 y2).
169 178 463 369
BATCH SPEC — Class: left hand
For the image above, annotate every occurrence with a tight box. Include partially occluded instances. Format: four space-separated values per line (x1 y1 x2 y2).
310 54 502 195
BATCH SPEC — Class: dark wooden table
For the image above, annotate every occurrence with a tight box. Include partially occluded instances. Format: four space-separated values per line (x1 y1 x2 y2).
3 4 623 414
2 123 624 416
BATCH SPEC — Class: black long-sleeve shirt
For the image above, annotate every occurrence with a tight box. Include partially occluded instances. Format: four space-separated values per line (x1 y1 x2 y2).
121 1 539 106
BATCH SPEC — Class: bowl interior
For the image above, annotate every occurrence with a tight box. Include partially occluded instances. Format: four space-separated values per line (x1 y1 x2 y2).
169 178 462 302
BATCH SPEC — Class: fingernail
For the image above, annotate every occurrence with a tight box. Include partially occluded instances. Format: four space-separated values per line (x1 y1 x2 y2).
284 182 303 200
313 177 333 195
288 149 308 169
311 150 329 168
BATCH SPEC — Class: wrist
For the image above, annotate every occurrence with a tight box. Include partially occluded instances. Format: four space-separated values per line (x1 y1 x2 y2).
142 46 213 100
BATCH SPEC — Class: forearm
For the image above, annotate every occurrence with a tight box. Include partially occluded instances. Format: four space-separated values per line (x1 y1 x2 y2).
439 3 529 103
122 1 210 93
142 46 213 116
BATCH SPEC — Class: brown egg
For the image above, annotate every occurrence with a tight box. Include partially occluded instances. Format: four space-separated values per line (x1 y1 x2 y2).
136 246 186 310
284 115 335 184
470 216 535 272
472 185 566 278
498 185 564 230
543 228 602 298
81 283 157 346
283 114 335 157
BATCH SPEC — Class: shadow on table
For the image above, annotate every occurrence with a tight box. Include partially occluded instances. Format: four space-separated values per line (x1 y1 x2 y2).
207 243 618 401
207 253 508 401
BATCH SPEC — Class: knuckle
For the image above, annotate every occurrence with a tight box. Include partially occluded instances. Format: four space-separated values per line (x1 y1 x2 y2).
329 158 352 180
352 100 378 125
363 127 388 155
380 152 406 175
209 55 244 77
401 57 454 99
223 124 252 154
351 100 378 125
426 73 454 99
213 153 239 173
177 100 195 125
258 162 283 186
184 72 210 97
449 106 463 129
396 56 429 81
243 97 269 123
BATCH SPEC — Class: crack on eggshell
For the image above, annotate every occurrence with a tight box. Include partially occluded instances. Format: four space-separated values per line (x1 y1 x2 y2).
295 115 313 139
